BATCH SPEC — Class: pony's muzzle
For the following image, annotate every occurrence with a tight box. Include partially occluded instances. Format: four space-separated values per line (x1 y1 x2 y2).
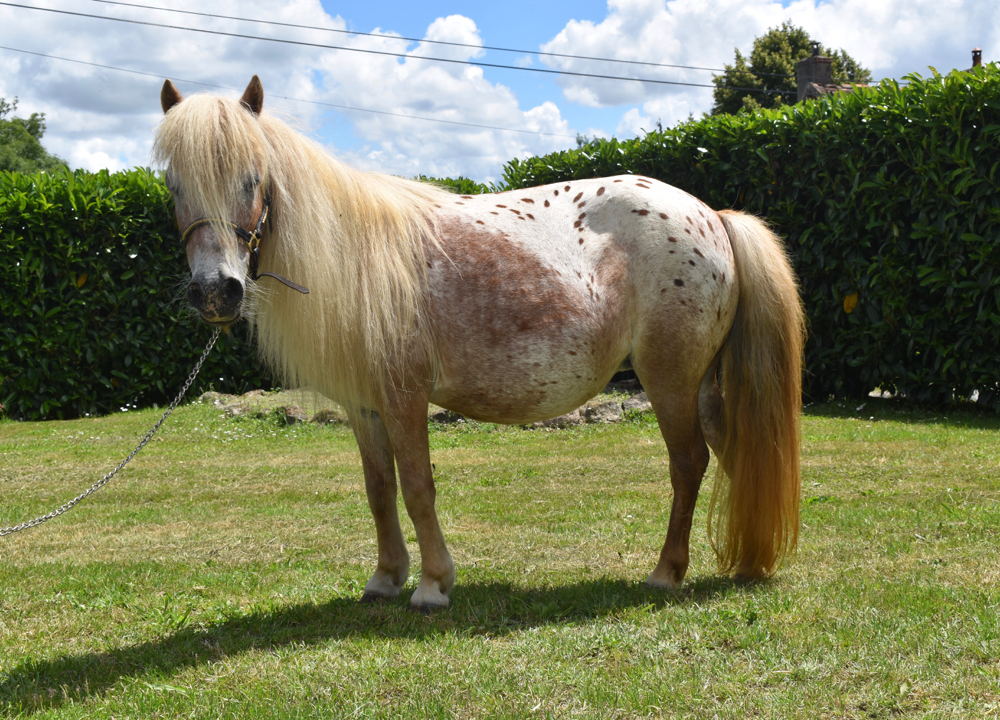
187 273 245 324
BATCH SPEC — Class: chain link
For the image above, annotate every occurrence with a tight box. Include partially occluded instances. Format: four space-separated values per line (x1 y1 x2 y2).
1 327 222 537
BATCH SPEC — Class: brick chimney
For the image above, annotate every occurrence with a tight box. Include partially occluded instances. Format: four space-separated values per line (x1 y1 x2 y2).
972 48 982 67
796 41 834 102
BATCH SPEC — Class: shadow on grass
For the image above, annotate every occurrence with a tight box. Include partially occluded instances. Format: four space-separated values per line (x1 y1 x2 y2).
803 397 1000 429
1 574 751 714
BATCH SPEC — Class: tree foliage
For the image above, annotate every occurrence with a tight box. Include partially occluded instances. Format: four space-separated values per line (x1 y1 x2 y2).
0 97 67 174
711 22 873 115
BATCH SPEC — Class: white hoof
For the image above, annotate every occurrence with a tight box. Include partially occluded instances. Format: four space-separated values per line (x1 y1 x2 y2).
410 576 451 611
361 567 408 602
645 571 681 590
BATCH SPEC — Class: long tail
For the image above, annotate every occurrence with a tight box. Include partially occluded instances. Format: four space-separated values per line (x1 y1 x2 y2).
707 210 805 578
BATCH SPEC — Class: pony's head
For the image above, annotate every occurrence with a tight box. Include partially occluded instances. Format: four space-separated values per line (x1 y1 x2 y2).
154 76 270 325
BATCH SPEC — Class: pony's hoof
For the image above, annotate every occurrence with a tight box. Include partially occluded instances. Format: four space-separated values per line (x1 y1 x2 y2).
360 592 391 604
409 603 441 615
645 569 682 590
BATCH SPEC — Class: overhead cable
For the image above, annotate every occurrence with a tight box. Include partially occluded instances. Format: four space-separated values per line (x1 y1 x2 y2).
0 45 580 138
0 2 797 94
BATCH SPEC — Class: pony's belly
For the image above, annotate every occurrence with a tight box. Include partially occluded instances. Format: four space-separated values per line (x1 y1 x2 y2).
429 369 612 425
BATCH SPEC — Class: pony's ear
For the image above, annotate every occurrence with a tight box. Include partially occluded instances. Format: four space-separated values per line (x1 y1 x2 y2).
240 75 264 116
161 79 183 114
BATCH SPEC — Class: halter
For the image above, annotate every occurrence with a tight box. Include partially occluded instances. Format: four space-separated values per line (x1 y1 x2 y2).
180 194 309 294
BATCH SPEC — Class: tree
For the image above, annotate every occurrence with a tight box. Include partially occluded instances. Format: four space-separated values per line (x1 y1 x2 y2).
711 23 873 115
0 97 67 173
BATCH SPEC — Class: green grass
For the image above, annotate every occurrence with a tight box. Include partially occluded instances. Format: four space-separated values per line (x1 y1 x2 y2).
1 398 998 718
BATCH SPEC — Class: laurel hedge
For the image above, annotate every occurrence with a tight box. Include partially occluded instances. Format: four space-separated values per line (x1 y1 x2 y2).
3 64 998 419
0 168 270 420
491 65 1000 407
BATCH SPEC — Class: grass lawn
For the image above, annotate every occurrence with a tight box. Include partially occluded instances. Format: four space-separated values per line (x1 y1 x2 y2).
1 395 998 718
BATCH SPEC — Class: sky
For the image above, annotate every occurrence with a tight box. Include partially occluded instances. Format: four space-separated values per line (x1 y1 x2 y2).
0 0 996 183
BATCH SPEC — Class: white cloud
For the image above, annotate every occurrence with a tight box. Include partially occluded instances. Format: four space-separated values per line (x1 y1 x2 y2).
1 0 996 180
0 2 574 181
542 0 1000 131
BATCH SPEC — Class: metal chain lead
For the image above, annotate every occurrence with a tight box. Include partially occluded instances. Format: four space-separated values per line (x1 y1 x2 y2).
0 327 222 537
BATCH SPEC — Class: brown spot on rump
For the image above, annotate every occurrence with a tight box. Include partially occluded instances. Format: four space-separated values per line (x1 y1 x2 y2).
637 184 650 189
578 213 586 219
578 202 586 208
573 192 584 202
510 208 521 214
477 220 485 225
564 186 571 192
686 216 692 224
574 220 583 228
712 273 716 280
613 179 623 182
693 248 705 258
689 260 696 266
674 279 684 286
668 237 678 242
597 187 605 196
554 190 559 196
490 211 499 215
544 200 550 207
455 202 464 205
521 198 535 204
579 238 584 245
659 213 668 220
461 195 474 199
700 228 705 237
526 214 535 220
707 221 713 231
497 204 508 208
632 209 650 216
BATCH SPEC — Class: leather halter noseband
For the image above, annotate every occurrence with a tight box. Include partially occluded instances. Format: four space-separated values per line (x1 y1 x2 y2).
180 195 309 294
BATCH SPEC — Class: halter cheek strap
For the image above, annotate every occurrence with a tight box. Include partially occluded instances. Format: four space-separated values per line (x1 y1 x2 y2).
180 195 309 294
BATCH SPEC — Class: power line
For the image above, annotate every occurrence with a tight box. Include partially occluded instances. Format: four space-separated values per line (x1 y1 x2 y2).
86 0 767 77
0 45 579 138
0 1 796 94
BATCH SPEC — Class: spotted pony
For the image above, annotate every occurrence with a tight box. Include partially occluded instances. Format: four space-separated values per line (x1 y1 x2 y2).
156 76 805 610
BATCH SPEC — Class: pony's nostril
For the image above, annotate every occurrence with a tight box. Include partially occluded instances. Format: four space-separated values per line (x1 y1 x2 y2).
186 281 205 308
223 277 244 306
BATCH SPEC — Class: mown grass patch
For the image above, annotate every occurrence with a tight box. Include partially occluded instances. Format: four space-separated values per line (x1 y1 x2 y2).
1 399 998 718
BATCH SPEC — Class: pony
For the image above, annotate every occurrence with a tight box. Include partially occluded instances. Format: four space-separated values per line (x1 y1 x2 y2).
154 76 805 610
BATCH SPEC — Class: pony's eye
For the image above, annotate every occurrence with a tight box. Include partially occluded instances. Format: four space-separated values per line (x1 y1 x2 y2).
242 172 261 197
165 170 181 196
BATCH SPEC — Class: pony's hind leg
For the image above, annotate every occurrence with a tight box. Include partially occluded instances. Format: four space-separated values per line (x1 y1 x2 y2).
351 408 410 602
641 384 711 589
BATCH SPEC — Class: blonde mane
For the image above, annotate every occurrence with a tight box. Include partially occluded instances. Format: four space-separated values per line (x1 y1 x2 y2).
153 93 452 409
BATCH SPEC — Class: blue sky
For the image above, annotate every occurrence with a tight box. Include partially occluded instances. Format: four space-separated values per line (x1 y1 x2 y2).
314 0 623 154
0 0 995 182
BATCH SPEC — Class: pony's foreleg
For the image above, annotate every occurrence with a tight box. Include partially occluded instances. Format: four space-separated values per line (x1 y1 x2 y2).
352 409 410 602
382 394 455 611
